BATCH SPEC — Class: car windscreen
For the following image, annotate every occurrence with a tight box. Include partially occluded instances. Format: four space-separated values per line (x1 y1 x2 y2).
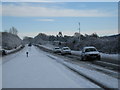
85 48 97 52
55 48 60 49
63 48 69 50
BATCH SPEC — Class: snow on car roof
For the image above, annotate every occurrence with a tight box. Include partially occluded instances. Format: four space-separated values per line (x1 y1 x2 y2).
54 47 60 49
84 46 96 49
62 47 70 48
54 47 60 48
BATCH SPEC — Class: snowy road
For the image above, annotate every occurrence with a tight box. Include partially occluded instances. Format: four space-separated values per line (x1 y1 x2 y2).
2 46 100 88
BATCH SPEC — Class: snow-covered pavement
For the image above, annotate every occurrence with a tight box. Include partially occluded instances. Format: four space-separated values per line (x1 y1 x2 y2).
2 46 100 88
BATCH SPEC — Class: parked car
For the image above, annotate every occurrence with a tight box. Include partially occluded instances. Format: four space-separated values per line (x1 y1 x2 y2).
28 43 32 47
53 47 61 53
81 46 101 61
61 47 71 55
2 50 7 55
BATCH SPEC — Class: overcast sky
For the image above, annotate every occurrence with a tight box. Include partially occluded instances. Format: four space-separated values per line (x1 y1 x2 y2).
1 2 118 38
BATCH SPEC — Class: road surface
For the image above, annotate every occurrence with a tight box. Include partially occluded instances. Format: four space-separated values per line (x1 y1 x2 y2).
2 45 100 88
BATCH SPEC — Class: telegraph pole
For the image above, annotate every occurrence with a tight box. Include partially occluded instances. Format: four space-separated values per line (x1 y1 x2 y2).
78 22 80 43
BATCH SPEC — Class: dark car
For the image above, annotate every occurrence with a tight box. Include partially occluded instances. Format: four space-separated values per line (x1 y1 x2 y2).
28 43 32 47
2 50 7 55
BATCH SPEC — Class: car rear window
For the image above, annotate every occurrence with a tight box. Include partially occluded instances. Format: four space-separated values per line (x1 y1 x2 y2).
63 48 69 50
55 47 60 49
85 48 97 52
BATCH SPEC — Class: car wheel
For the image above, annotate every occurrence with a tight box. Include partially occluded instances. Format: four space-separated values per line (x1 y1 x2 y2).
81 56 86 61
98 56 101 60
61 53 64 55
81 57 83 60
83 56 87 61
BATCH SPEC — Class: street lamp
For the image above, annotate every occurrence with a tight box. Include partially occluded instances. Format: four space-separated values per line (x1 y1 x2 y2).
79 22 80 43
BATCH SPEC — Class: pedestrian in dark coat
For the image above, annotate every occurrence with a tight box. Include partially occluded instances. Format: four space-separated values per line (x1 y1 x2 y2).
26 52 28 57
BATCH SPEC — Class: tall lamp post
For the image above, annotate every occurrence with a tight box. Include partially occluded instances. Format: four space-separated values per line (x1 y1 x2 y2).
78 22 80 43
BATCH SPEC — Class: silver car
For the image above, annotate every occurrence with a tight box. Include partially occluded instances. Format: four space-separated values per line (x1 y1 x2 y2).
81 46 101 60
61 47 71 55
53 47 61 53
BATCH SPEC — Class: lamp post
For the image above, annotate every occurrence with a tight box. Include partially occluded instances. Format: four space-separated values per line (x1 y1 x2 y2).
79 22 80 43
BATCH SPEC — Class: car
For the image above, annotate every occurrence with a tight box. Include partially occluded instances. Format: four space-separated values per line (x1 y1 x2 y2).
61 47 71 55
28 43 32 47
1 50 7 55
81 46 101 61
53 47 61 53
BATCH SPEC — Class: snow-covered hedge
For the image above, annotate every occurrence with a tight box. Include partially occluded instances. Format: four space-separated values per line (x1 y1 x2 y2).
0 45 24 56
100 53 119 61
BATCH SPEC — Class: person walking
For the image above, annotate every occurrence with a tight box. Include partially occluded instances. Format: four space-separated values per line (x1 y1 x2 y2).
26 52 28 57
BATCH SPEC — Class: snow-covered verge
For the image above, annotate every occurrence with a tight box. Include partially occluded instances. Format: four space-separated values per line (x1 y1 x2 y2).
71 51 82 56
1 45 24 89
46 54 119 89
35 44 119 61
100 53 119 61
0 45 24 56
35 44 53 53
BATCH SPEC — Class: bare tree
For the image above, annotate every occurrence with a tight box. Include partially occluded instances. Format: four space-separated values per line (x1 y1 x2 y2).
90 33 99 38
9 27 18 35
58 32 63 37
